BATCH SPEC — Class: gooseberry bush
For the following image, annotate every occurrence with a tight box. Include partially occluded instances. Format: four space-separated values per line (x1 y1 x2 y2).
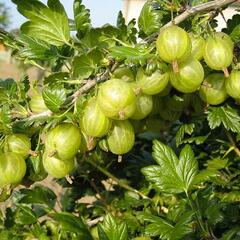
0 0 240 239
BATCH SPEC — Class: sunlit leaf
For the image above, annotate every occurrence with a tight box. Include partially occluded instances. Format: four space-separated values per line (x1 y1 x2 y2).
142 141 198 193
13 0 70 46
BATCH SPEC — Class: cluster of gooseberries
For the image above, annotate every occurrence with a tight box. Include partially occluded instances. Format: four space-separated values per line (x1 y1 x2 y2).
1 25 239 186
157 25 239 105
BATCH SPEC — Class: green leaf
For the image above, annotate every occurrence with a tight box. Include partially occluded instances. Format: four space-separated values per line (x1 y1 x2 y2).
0 105 11 133
98 225 110 240
42 86 66 112
207 105 240 133
80 26 119 49
138 0 168 37
14 186 57 209
73 49 103 79
204 201 224 225
139 211 193 240
193 158 228 185
142 141 198 193
15 205 37 225
52 212 93 239
13 0 70 46
223 14 240 43
27 156 48 182
44 72 69 85
98 214 128 240
0 78 17 102
74 0 91 39
110 45 154 65
176 123 195 147
221 227 240 240
181 135 209 145
219 191 240 203
192 169 219 185
117 11 137 43
18 35 57 61
206 158 228 171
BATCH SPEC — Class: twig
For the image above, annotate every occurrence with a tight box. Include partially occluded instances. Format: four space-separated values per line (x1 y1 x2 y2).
14 72 109 122
144 0 238 42
86 158 150 200
70 71 110 104
28 110 53 120
86 216 104 227
225 130 240 157
163 0 238 28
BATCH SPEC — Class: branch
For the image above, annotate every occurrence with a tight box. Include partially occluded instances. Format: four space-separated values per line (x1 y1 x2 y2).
164 0 238 27
69 71 110 104
27 110 53 120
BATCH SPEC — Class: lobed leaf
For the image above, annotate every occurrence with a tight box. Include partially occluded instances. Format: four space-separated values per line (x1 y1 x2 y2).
139 211 193 240
52 212 93 239
223 14 240 43
73 49 103 79
175 123 195 147
138 0 169 37
207 105 240 133
14 186 57 209
13 0 70 46
142 141 198 193
98 214 128 240
42 87 66 112
74 0 91 39
18 35 57 60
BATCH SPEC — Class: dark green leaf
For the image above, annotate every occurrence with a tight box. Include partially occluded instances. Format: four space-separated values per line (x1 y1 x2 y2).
219 191 240 202
15 186 56 209
204 201 224 225
74 0 91 39
27 155 48 182
223 14 240 43
4 208 15 228
73 49 103 79
13 0 70 46
176 123 195 147
99 214 128 240
52 212 93 239
44 72 69 85
207 105 240 133
0 78 17 102
221 227 240 240
15 205 37 225
139 211 193 240
142 141 198 193
42 86 66 112
181 135 209 145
